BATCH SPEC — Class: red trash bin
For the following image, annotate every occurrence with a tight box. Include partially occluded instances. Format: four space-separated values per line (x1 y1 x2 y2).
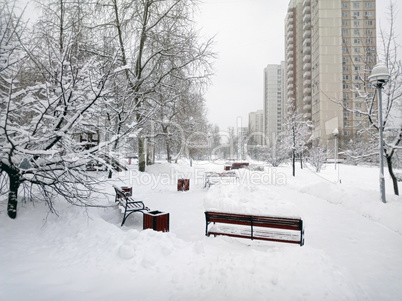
143 211 169 232
121 186 132 196
177 179 190 191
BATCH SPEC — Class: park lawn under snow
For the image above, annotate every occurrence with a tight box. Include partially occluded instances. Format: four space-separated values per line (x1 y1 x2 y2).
1 160 402 301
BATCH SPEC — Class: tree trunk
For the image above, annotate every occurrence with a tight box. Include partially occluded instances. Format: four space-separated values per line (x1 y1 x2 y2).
138 136 146 172
386 155 399 195
7 171 21 219
292 149 295 177
300 153 303 169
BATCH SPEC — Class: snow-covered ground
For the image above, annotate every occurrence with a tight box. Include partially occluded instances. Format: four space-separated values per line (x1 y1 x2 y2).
1 160 402 300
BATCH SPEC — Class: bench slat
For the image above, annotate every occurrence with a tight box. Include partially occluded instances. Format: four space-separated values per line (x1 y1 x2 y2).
205 211 304 246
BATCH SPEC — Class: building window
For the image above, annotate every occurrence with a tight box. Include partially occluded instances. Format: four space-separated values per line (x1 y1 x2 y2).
355 112 362 117
366 29 373 35
354 38 361 44
342 20 348 26
343 75 349 80
354 57 361 62
343 84 349 89
366 56 374 63
354 20 360 26
365 11 372 17
342 38 348 44
343 65 349 71
342 2 348 8
353 2 360 8
366 38 373 44
343 130 350 136
354 29 360 35
353 11 360 18
343 47 348 53
365 2 373 8
366 20 373 26
342 11 348 17
354 47 360 53
344 121 350 127
342 29 348 35
344 112 350 118
343 57 348 63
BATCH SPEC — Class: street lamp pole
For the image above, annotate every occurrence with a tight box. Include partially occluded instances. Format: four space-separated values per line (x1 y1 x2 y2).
368 62 390 204
333 128 339 171
377 85 386 203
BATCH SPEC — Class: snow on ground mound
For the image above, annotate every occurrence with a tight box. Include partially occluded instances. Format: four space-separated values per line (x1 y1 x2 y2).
1 161 402 300
204 183 301 218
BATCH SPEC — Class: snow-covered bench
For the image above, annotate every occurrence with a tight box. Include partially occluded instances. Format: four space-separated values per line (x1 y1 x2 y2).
203 171 239 188
204 211 305 246
113 185 149 226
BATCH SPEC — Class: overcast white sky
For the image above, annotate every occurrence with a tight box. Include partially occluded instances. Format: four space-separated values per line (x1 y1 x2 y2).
195 0 402 131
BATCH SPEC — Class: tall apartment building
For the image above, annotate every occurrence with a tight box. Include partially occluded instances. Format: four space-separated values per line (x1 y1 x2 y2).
285 0 376 147
248 110 265 145
263 62 285 146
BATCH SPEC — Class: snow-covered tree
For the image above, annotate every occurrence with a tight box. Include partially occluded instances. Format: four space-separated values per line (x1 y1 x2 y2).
343 138 376 165
95 0 214 171
0 0 117 219
283 99 312 176
308 145 327 173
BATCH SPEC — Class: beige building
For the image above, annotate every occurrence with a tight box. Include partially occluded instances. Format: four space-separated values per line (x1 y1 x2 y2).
285 0 376 147
263 63 285 146
248 110 265 145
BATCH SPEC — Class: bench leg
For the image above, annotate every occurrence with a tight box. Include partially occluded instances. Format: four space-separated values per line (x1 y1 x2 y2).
121 215 127 227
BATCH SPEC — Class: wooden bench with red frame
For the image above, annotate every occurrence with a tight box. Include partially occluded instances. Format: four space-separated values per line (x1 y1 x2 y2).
204 211 304 246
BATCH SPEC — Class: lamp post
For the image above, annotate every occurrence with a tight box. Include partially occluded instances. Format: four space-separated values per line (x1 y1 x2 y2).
368 62 390 203
333 128 339 170
333 128 340 183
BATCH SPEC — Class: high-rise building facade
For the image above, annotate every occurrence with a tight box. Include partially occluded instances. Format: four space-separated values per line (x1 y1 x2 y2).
285 0 376 146
248 110 265 145
263 62 285 146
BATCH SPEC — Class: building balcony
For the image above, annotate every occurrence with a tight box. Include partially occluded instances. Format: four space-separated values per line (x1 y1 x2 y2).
303 112 312 119
287 83 294 90
303 95 312 103
303 71 311 79
302 5 311 15
303 13 311 23
303 30 311 39
286 15 293 25
303 0 311 7
303 47 311 55
303 54 311 63
303 79 311 87
287 77 294 84
303 22 311 31
303 38 311 47
303 104 312 111
303 63 311 71
303 87 312 94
